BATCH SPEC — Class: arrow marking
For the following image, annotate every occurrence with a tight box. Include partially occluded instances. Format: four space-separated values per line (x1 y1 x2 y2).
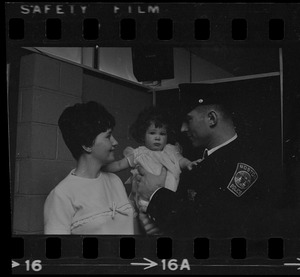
284 258 300 270
131 257 158 270
12 260 20 269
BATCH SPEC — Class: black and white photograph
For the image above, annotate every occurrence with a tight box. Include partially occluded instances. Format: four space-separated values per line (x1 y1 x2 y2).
7 2 300 274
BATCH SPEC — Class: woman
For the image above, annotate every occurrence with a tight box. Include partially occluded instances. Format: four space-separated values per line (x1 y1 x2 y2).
44 101 155 235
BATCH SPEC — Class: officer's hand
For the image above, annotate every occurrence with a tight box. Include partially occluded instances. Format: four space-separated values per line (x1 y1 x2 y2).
139 212 162 235
136 166 167 201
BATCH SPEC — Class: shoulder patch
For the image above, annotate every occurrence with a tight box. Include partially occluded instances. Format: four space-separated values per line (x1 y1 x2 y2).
227 163 258 197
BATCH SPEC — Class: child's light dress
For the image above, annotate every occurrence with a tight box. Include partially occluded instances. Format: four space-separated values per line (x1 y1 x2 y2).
124 144 183 209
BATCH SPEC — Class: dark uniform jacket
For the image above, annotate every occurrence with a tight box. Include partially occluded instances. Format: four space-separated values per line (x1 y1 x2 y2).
147 137 273 238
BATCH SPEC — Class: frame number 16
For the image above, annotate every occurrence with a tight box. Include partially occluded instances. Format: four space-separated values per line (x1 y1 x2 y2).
25 260 42 272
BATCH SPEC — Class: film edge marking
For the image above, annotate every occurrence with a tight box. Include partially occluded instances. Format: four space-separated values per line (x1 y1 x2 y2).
12 260 20 269
283 258 300 270
130 257 158 270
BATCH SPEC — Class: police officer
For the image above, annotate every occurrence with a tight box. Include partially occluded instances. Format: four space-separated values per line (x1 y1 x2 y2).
136 83 272 238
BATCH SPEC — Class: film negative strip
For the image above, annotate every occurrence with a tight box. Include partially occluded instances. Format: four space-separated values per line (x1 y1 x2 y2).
6 2 300 275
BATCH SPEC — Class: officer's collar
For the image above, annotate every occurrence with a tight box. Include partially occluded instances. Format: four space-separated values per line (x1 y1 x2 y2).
207 133 238 156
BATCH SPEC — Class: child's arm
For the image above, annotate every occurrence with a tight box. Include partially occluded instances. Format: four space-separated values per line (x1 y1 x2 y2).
173 144 200 171
102 157 130 172
179 157 202 171
179 157 192 170
179 157 192 169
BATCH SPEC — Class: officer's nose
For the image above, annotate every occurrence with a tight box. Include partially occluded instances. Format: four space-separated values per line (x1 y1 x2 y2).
181 122 188 132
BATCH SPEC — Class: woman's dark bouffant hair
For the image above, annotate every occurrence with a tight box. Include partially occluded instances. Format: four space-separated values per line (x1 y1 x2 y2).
130 106 175 144
58 101 115 160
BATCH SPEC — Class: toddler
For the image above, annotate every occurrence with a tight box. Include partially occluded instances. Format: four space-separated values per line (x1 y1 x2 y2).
104 106 198 211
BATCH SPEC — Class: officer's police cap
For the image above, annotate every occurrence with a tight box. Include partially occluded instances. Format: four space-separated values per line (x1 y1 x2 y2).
179 83 233 114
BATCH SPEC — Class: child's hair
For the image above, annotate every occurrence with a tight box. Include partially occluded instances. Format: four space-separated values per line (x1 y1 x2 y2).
130 106 175 144
58 101 115 160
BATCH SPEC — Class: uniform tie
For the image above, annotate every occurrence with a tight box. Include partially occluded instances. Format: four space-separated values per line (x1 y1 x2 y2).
192 148 209 165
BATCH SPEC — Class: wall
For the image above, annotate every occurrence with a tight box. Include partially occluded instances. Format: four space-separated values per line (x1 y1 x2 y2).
190 52 234 82
13 53 82 234
35 47 233 89
82 72 152 189
161 48 233 88
98 47 233 88
12 53 152 234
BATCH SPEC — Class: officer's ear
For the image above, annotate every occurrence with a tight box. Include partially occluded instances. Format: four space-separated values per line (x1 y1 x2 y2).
82 145 92 153
207 110 218 127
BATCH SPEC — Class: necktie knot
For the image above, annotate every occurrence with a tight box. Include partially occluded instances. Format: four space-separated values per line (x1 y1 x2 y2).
190 148 209 166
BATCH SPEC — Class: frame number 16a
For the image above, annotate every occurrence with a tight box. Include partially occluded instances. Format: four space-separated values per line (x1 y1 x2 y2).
162 259 190 271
